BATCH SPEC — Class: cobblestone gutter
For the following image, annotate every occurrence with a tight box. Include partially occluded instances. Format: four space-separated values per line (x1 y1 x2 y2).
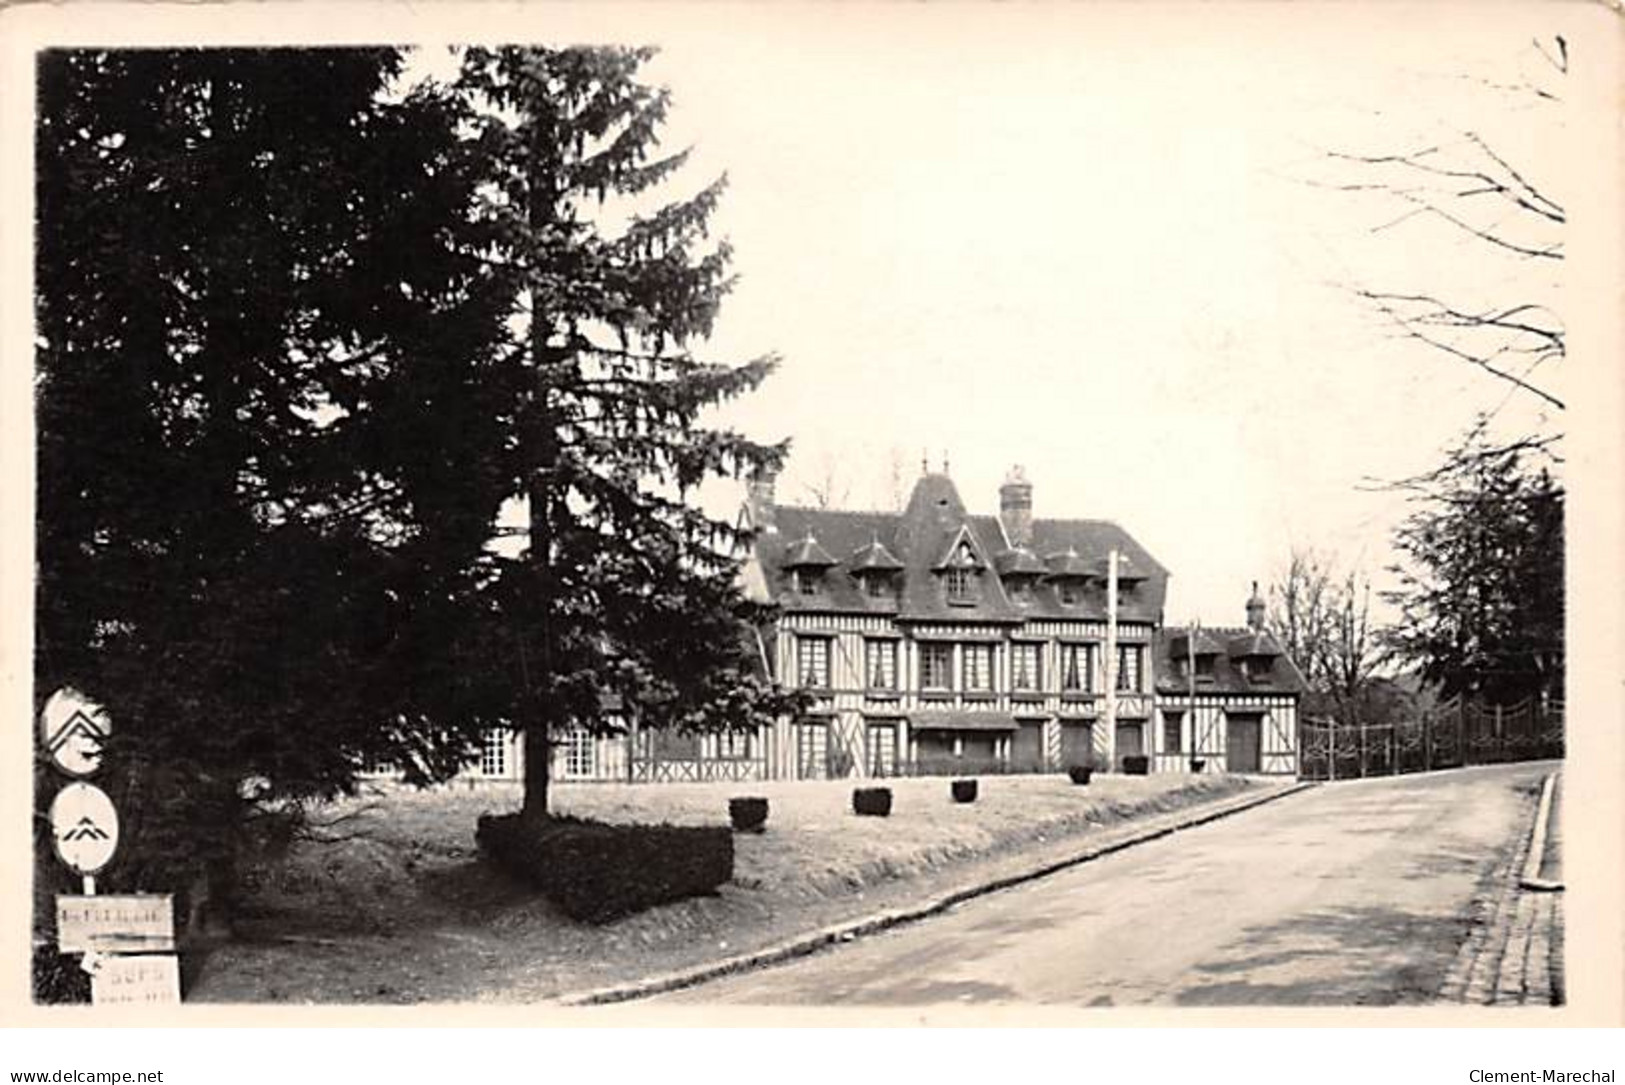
1439 770 1564 1006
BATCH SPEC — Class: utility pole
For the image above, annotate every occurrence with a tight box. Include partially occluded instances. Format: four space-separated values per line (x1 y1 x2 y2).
1189 615 1199 768
1104 548 1119 769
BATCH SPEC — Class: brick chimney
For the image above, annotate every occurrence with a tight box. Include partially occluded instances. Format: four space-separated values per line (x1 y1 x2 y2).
1246 580 1266 631
999 465 1033 548
746 467 778 534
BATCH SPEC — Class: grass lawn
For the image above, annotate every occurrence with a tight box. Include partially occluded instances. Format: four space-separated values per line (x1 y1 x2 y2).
192 771 1269 1003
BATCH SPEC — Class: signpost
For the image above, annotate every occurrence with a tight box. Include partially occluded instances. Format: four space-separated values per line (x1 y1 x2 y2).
40 688 181 1004
56 895 175 954
41 688 111 778
89 954 181 1007
49 781 120 888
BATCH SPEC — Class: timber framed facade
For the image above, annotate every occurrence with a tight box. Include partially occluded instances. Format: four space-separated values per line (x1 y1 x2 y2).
370 467 1307 785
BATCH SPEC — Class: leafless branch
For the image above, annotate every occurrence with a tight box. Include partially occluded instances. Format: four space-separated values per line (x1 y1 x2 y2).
1354 289 1565 409
1356 431 1562 493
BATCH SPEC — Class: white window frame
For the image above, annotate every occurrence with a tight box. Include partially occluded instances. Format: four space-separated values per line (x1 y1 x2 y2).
962 643 995 692
865 638 899 691
798 636 832 688
479 729 509 777
1116 644 1145 693
562 727 595 777
1061 643 1093 692
1010 642 1042 691
920 642 954 691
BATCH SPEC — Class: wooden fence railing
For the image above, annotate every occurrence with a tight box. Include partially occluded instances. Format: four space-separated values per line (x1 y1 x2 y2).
1297 695 1563 782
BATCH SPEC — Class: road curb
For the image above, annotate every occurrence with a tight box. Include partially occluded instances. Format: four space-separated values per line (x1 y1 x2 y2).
1518 771 1563 892
560 779 1317 1007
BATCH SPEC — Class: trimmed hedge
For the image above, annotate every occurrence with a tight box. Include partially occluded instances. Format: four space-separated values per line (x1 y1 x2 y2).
1068 765 1094 785
852 787 892 817
1189 758 1207 774
728 796 769 833
476 813 733 923
1123 755 1151 776
950 779 978 804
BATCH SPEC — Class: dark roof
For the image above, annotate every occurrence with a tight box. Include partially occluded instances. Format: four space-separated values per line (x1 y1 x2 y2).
849 537 904 573
782 532 837 568
1168 628 1225 658
1227 629 1281 658
752 473 1168 623
1044 547 1094 578
1093 553 1150 582
909 709 1020 732
994 547 1047 577
1153 626 1308 696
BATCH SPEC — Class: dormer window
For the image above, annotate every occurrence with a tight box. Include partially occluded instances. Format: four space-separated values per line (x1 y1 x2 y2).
848 534 903 606
783 530 838 600
994 545 1045 606
934 528 985 606
1059 582 1080 606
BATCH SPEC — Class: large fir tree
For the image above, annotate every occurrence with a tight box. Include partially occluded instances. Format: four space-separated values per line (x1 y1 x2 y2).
37 44 802 927
453 46 802 819
1382 430 1564 703
35 47 517 920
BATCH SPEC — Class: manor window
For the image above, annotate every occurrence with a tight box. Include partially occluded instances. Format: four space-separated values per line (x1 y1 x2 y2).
1116 644 1145 693
962 643 995 693
920 642 954 691
797 636 832 688
1010 642 1042 692
865 638 899 691
562 727 595 777
1061 643 1094 692
479 729 509 777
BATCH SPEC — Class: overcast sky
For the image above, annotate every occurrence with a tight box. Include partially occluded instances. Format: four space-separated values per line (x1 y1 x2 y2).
260 7 1586 627
427 4 1568 628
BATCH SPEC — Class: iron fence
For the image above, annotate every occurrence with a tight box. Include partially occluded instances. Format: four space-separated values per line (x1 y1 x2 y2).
1298 695 1563 781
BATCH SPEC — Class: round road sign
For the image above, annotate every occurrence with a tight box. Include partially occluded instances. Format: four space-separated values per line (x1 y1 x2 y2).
41 688 111 778
50 782 119 875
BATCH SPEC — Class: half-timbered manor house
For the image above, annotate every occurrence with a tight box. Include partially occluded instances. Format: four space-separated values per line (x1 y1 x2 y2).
381 466 1305 784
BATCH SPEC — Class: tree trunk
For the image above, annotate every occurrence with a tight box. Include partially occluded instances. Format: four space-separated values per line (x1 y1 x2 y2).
521 726 551 822
519 94 563 826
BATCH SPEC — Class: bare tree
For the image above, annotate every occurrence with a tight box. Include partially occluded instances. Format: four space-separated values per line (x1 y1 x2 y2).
1267 548 1382 724
1310 36 1566 427
796 448 853 510
883 445 910 511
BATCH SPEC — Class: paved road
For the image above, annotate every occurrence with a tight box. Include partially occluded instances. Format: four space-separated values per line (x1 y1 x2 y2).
664 762 1551 1006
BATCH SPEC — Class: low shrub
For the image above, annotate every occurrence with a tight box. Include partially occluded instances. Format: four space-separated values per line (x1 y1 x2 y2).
1189 758 1207 774
950 779 978 804
1067 765 1093 785
1123 755 1151 776
32 942 90 1004
476 813 733 923
728 796 769 833
852 787 893 817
